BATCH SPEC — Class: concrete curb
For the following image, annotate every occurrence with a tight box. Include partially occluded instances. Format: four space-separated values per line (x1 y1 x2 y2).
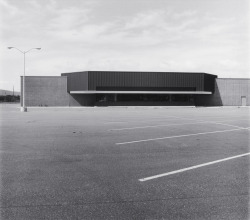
17 106 250 110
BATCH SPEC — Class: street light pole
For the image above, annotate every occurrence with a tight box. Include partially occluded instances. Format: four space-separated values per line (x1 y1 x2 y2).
8 47 41 112
23 52 26 111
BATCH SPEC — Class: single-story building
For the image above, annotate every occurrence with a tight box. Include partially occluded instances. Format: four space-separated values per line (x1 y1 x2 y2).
21 71 250 106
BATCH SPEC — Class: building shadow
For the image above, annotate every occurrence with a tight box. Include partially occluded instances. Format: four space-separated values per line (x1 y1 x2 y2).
195 81 223 106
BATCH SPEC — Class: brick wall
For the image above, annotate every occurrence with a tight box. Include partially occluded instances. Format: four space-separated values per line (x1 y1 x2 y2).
195 78 250 106
21 76 70 106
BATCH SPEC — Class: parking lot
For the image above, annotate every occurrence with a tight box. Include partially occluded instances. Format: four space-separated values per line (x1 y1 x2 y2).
1 104 249 219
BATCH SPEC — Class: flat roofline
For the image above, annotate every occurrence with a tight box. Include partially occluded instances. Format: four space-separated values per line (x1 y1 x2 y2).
62 71 211 74
61 71 88 75
88 71 209 73
61 71 218 78
70 91 212 95
217 78 250 80
20 76 67 78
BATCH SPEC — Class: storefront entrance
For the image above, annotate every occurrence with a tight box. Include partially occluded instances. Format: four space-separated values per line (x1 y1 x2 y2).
96 94 195 106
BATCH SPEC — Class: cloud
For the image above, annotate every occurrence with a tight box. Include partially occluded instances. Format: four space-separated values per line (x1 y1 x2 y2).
0 0 249 91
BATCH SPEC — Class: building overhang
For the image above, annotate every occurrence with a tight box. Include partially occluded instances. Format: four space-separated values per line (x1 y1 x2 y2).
70 91 212 95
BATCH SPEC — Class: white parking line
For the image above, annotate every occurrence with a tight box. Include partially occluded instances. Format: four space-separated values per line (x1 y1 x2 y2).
109 120 244 131
104 121 127 124
105 117 196 125
116 127 249 145
139 152 250 182
208 122 243 129
115 115 245 125
110 122 202 131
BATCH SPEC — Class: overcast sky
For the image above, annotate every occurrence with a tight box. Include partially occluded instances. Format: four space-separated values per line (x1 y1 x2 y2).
0 0 249 91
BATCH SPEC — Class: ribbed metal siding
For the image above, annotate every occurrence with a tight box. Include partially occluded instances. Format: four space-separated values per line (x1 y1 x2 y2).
61 72 88 91
88 71 210 91
204 74 217 92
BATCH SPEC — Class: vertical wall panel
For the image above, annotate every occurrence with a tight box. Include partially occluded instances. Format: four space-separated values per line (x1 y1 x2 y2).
61 71 88 91
85 71 214 92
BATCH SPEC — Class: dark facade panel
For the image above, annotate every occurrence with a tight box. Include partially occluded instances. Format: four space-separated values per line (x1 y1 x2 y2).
61 71 88 91
96 86 196 91
86 71 215 92
204 74 217 92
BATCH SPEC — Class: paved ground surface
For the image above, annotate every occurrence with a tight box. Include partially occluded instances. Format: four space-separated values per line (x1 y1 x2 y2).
0 104 249 220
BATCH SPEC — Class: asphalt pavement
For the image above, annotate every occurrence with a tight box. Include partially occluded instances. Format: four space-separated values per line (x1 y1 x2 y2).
1 104 249 219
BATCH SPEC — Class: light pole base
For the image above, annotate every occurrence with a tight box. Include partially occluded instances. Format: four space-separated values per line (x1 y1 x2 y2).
21 107 27 112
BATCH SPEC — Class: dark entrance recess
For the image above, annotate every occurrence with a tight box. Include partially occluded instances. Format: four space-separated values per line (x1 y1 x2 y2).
96 86 196 91
96 94 195 106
